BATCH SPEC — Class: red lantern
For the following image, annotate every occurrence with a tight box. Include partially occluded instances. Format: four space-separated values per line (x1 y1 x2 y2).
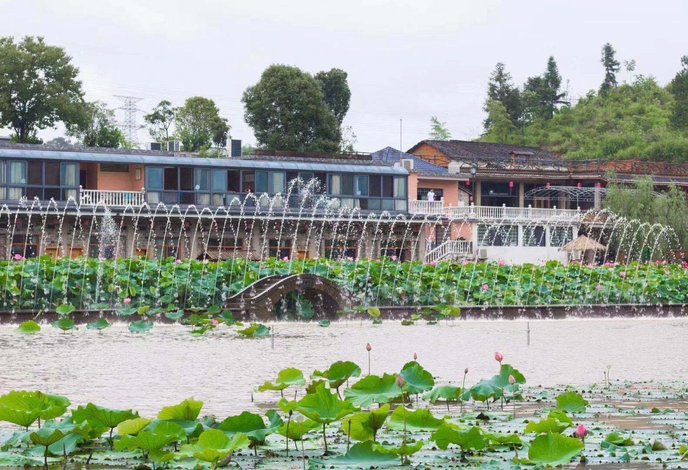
466 180 471 187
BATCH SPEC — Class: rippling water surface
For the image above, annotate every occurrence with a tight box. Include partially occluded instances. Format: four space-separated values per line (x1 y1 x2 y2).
1 318 687 417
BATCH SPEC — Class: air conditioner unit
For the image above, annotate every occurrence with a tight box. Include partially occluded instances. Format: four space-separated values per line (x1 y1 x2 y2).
478 249 488 259
400 158 414 171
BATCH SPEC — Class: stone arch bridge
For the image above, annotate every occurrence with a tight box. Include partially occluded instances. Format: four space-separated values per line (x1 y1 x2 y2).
225 274 355 321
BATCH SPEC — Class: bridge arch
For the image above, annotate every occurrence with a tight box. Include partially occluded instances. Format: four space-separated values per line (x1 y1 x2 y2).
226 274 354 321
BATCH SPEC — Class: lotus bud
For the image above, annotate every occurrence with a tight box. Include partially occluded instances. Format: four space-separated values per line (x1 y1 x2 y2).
575 424 588 440
366 343 372 352
123 297 131 305
508 374 516 385
464 367 469 375
495 351 504 363
396 375 405 387
413 352 418 361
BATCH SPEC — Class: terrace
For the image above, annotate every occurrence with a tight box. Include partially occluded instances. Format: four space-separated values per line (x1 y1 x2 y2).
408 200 584 222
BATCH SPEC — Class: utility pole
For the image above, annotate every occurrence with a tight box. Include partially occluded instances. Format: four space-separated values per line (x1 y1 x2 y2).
114 95 143 147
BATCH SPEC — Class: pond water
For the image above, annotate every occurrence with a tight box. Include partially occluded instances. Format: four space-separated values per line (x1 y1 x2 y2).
1 318 687 418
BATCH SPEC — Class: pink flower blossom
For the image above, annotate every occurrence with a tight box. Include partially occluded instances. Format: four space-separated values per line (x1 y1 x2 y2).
366 343 372 352
413 352 418 360
12 254 23 261
175 259 182 264
462 259 470 265
508 374 516 385
481 283 489 292
396 375 405 387
596 284 604 292
430 260 438 267
495 351 504 363
619 271 626 278
123 298 131 305
390 255 398 261
498 259 506 266
575 424 588 439
282 256 289 262
346 256 354 262
211 319 220 327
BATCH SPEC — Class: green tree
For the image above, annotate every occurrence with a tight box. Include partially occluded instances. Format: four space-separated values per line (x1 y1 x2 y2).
522 56 565 123
175 96 229 152
599 43 620 95
669 56 688 130
483 63 522 132
481 100 517 144
0 36 85 143
66 101 125 148
314 68 351 125
429 116 452 140
242 65 341 152
144 100 175 143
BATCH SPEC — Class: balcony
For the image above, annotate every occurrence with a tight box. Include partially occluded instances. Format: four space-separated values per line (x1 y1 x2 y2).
79 189 146 207
409 200 584 223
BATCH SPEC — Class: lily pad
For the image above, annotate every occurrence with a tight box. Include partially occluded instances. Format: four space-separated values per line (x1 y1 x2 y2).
51 318 76 331
310 440 398 467
86 318 111 330
128 320 153 333
17 320 40 335
528 432 584 466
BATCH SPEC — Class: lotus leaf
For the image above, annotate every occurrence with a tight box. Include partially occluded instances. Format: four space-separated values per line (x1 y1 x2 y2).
237 323 270 338
528 432 584 465
312 361 362 391
296 383 356 453
29 427 65 447
114 421 185 452
311 440 398 467
0 391 70 428
258 368 305 393
219 310 236 325
86 318 110 330
72 403 137 436
16 321 40 335
55 303 76 316
602 432 635 447
345 374 402 408
318 319 330 327
128 320 153 333
399 361 434 395
51 318 76 331
374 439 424 462
217 410 282 446
525 410 573 434
164 310 185 321
277 416 319 441
340 404 390 442
424 385 462 404
556 390 589 413
158 398 203 421
431 424 488 452
388 407 444 431
180 429 249 466
117 417 152 436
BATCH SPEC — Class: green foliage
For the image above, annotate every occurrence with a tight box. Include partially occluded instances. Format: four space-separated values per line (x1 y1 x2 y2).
483 62 522 132
157 398 203 421
669 56 688 130
399 361 435 395
16 320 40 334
431 424 487 453
180 429 249 467
388 407 444 431
525 410 573 434
144 100 176 143
258 368 306 393
345 374 403 408
310 440 398 467
175 96 229 151
555 390 589 413
0 36 84 142
296 383 356 425
528 432 585 465
86 318 110 330
314 68 351 125
51 318 76 331
65 101 126 148
429 116 452 140
128 320 153 334
423 385 462 405
600 42 621 95
340 404 389 442
312 361 361 391
217 411 282 447
0 391 69 429
237 323 270 338
242 64 341 152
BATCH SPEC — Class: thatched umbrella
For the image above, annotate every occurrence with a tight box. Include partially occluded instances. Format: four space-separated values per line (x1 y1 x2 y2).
561 235 607 252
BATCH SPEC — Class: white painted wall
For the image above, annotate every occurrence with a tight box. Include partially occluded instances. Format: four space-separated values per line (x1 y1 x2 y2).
477 246 569 265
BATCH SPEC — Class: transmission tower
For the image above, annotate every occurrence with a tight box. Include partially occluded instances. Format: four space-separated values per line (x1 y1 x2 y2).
114 95 142 147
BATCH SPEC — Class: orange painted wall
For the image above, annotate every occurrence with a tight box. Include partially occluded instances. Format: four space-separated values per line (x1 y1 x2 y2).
95 164 144 191
410 144 449 167
408 173 419 201
416 178 461 206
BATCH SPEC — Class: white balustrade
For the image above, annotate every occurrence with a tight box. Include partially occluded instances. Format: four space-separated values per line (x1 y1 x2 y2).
410 200 582 222
425 240 473 263
79 189 145 207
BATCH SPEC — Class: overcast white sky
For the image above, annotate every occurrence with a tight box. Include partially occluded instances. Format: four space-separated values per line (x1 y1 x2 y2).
2 0 687 151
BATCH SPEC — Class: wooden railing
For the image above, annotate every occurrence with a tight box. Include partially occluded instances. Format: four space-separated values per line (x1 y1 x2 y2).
425 240 472 263
79 188 145 207
410 201 583 222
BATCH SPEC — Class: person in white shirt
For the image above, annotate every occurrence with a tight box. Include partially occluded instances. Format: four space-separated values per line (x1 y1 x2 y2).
427 189 435 202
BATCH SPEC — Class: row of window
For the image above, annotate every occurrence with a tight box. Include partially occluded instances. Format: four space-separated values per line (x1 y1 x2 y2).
477 224 574 247
0 160 79 201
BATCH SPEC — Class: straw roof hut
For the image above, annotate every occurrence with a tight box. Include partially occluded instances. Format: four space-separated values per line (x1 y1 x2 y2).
561 235 607 252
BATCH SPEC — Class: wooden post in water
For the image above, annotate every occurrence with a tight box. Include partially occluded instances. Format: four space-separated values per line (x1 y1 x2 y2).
526 322 531 346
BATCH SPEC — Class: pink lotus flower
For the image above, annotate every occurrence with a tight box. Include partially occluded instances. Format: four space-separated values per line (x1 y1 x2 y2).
596 284 604 292
462 259 470 265
12 254 23 261
282 256 289 262
464 367 469 375
619 271 626 278
366 343 372 352
346 256 354 262
495 351 504 363
575 423 588 439
123 298 131 305
430 260 438 267
498 259 506 266
413 352 418 361
175 259 182 264
211 319 220 327
508 374 516 385
390 255 398 261
481 283 489 292
396 375 405 387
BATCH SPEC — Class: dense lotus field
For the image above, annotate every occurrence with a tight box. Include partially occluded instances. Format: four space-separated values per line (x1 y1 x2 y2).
1 355 688 468
1 256 687 313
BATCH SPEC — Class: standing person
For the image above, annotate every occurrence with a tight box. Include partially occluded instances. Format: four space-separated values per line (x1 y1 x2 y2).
427 189 435 202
